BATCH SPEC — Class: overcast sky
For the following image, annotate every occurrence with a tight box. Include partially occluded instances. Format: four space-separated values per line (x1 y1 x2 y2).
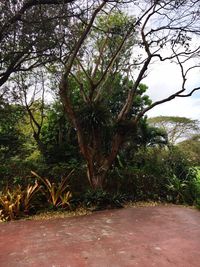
142 58 200 120
125 1 200 121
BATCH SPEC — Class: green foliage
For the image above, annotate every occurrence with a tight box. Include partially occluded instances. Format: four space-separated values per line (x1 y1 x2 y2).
166 175 188 203
0 102 25 161
83 189 108 208
1 3 200 219
97 11 135 35
0 158 44 189
106 145 194 203
40 102 80 163
166 146 191 180
78 102 110 130
135 118 168 147
107 167 168 201
184 167 200 206
149 116 198 125
104 76 152 119
148 116 199 144
1 1 70 87
94 11 137 74
178 135 200 166
163 167 200 206
82 189 127 209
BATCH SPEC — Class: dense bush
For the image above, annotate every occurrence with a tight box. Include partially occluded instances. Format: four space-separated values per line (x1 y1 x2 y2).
81 189 127 209
184 167 200 206
105 146 192 202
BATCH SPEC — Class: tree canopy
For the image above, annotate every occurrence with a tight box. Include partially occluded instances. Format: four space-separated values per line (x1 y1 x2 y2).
148 116 200 144
1 0 200 189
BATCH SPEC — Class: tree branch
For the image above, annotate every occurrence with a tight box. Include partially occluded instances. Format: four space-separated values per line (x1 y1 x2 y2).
65 1 107 76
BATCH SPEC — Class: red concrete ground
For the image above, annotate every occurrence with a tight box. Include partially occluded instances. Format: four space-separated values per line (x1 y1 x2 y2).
0 205 200 267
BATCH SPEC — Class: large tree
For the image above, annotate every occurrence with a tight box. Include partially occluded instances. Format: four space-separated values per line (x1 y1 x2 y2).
1 0 200 189
58 0 200 188
148 116 200 144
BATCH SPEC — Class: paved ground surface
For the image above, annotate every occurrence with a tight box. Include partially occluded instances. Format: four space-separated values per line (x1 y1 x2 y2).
0 205 200 267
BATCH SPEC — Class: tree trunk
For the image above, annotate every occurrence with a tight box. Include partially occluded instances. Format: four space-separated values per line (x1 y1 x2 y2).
85 136 123 190
86 160 109 190
87 172 106 190
33 132 48 159
59 72 125 191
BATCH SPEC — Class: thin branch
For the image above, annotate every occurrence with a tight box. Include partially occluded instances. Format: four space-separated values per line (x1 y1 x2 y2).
178 87 200 97
91 35 109 79
65 1 107 76
75 57 94 88
137 84 200 121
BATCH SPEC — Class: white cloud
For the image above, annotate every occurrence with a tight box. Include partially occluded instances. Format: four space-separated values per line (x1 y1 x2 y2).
142 60 200 120
147 97 200 120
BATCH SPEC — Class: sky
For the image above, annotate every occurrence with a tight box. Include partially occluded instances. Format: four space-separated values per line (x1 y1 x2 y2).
143 60 200 120
125 1 200 121
26 1 200 121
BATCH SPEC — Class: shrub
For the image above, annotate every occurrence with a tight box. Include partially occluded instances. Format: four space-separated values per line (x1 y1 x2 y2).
82 189 127 210
0 182 40 221
106 166 169 202
184 167 200 206
166 175 188 204
31 170 73 209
